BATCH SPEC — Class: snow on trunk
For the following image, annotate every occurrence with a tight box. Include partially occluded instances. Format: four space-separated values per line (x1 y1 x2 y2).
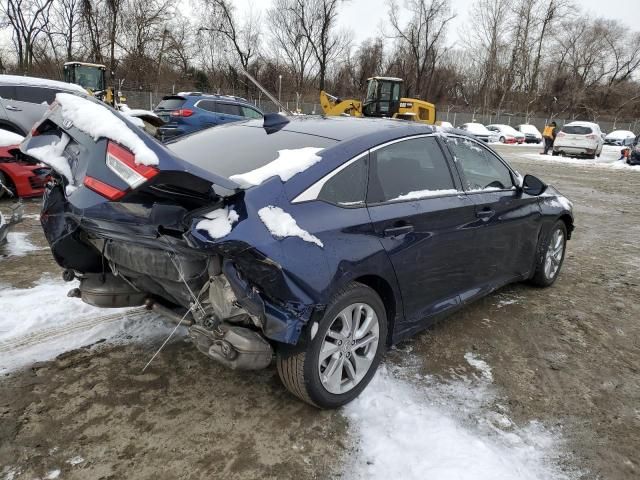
230 147 324 186
55 93 159 166
0 129 24 147
258 205 323 247
24 133 73 192
195 206 239 240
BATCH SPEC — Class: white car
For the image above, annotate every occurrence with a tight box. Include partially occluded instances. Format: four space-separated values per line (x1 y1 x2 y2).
436 120 454 129
553 121 604 159
458 123 499 143
604 130 636 146
486 124 525 144
516 124 543 144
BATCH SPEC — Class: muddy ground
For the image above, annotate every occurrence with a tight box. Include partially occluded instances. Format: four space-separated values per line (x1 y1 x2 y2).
1 145 639 479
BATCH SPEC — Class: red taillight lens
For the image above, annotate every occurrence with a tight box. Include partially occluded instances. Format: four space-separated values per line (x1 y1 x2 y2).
84 176 126 200
170 108 193 117
105 141 158 189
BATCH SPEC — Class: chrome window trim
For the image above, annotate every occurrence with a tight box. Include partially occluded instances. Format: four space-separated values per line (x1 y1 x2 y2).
292 133 439 204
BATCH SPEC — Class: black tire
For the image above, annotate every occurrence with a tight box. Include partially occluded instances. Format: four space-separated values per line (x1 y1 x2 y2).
529 220 567 287
0 171 16 199
276 282 387 409
552 150 560 156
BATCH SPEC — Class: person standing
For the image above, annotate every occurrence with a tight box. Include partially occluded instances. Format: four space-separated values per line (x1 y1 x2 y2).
541 121 557 155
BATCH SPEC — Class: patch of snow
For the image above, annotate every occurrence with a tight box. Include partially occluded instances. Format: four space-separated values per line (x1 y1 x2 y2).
464 352 494 381
468 186 502 192
66 456 84 466
343 360 573 480
1 232 44 257
0 74 86 95
230 147 324 186
496 299 519 309
44 469 60 479
0 211 4 228
195 206 239 240
25 133 73 187
258 205 323 247
391 189 458 201
547 195 573 211
523 145 639 171
0 129 24 147
55 93 159 166
0 276 178 374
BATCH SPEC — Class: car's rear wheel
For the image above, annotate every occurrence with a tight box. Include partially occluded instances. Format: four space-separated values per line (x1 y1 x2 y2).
529 220 567 287
276 282 387 409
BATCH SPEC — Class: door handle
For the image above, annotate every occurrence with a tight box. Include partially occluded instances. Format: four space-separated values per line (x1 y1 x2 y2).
383 224 414 237
6 105 21 111
476 208 494 219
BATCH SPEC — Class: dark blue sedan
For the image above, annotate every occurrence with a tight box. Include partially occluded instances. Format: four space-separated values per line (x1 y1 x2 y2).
24 95 574 408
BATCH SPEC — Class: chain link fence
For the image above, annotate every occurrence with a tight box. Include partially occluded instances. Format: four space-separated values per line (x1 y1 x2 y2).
122 90 638 134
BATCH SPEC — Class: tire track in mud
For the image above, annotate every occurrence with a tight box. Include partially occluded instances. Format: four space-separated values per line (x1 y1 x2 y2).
0 307 149 354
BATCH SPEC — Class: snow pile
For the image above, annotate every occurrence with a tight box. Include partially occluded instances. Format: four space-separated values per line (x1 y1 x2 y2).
25 133 73 189
230 147 324 186
391 189 458 201
0 74 87 94
258 205 323 247
464 352 493 381
0 277 176 373
524 145 639 171
2 232 44 257
55 93 159 166
196 206 239 240
343 358 573 480
0 129 24 147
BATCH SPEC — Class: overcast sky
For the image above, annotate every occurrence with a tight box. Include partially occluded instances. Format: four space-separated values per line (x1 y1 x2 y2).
236 0 637 46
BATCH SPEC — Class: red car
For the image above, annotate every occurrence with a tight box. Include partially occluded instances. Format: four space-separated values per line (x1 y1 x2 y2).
0 145 50 198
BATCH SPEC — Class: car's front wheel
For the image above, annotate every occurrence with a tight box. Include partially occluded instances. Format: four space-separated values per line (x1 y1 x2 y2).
529 220 567 287
276 283 387 408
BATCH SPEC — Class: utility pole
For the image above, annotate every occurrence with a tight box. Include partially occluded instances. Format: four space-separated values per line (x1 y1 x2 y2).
278 74 282 105
155 27 168 107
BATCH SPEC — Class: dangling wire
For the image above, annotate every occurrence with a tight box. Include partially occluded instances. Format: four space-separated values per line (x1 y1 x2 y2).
142 305 193 372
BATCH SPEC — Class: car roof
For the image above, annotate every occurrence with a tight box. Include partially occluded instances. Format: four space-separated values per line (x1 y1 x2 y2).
565 121 599 127
0 74 86 94
239 115 436 142
167 92 250 103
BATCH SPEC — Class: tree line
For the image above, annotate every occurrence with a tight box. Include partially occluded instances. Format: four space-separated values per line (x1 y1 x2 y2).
1 0 639 122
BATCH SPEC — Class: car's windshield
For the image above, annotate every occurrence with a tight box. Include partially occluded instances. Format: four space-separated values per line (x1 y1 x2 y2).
156 97 186 111
167 123 337 179
562 125 592 135
518 125 537 134
465 123 489 134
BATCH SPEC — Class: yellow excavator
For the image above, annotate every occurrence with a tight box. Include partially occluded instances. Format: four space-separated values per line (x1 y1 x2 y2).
320 76 436 124
63 61 163 135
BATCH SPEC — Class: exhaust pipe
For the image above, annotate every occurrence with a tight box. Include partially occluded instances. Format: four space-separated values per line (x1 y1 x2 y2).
144 298 194 326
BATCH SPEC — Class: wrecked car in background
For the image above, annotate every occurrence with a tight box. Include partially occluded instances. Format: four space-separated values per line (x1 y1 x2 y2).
21 93 574 408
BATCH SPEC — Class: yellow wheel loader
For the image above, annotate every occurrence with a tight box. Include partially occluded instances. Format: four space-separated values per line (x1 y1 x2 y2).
320 76 436 124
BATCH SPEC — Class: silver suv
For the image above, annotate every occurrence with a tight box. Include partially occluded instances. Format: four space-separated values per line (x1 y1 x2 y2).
0 74 85 135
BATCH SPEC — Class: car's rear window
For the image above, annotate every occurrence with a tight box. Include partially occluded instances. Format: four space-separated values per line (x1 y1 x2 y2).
156 97 185 111
167 123 337 179
562 125 592 135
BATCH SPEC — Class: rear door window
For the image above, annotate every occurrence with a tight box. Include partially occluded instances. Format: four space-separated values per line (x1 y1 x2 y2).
216 103 242 116
196 100 217 112
318 156 367 206
0 85 17 100
368 136 457 203
13 86 57 104
562 125 592 135
446 137 513 191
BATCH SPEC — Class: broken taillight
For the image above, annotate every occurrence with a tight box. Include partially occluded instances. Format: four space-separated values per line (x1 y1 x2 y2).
170 108 194 117
105 141 158 189
83 141 158 200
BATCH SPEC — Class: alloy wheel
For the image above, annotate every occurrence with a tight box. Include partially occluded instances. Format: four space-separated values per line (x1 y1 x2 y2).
544 228 565 280
317 303 380 395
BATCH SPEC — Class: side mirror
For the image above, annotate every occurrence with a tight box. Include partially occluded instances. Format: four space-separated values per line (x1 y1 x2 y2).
522 174 547 196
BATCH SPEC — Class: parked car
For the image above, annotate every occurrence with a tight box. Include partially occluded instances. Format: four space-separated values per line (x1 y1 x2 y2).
436 120 453 129
604 130 636 146
458 122 499 143
486 124 525 144
553 121 604 159
0 130 49 198
627 136 640 165
0 74 87 136
154 92 264 140
24 94 574 408
516 124 543 143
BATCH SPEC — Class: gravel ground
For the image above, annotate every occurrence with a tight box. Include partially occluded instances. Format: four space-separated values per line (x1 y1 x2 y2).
0 144 638 479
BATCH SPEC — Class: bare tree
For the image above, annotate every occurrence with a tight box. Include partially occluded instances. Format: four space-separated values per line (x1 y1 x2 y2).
2 0 54 71
387 0 455 99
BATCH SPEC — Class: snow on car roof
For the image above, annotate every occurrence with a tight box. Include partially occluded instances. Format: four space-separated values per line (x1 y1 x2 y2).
606 130 635 138
0 74 86 94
